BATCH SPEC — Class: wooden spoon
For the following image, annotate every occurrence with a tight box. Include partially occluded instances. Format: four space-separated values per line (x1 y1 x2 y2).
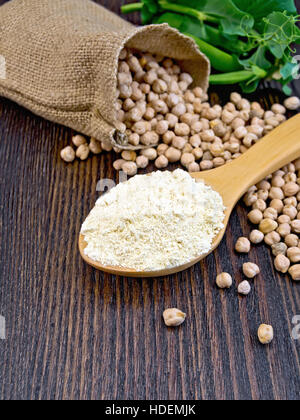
79 114 300 277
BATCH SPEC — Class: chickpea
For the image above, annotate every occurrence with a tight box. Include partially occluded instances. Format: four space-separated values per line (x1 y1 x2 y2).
272 175 285 187
140 131 159 146
258 324 274 344
193 87 203 98
256 180 270 191
216 272 232 289
143 107 155 121
243 262 260 278
128 107 143 122
243 133 257 148
235 237 251 253
89 138 102 155
175 122 190 136
181 153 195 168
184 90 195 103
155 155 168 169
213 157 225 167
172 103 186 117
182 143 193 154
269 199 283 213
274 254 290 273
166 93 179 108
259 218 278 234
163 308 186 327
284 196 297 206
60 146 75 162
152 99 168 114
271 103 286 114
234 126 248 139
76 144 89 160
264 207 278 221
238 280 251 295
221 110 235 124
172 136 186 150
283 182 299 197
283 205 297 220
230 92 242 104
243 192 258 207
121 150 137 162
156 120 169 135
269 187 284 200
250 230 264 244
165 113 178 128
253 199 267 212
200 160 213 171
192 147 203 161
162 131 175 145
288 265 300 281
285 234 299 248
128 133 140 146
201 129 215 142
257 189 268 201
136 155 149 169
140 148 157 161
277 223 291 237
291 220 300 233
113 158 126 171
271 242 288 256
157 144 168 156
190 134 201 148
232 117 245 130
72 134 87 147
191 121 203 135
264 231 281 246
284 96 300 110
277 215 290 224
121 161 137 176
152 79 168 94
287 247 300 263
203 151 213 161
248 209 263 224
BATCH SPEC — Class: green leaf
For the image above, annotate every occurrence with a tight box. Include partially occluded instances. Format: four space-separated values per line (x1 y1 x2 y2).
232 0 297 23
263 12 300 59
282 84 292 95
163 0 254 35
280 60 299 80
239 46 272 70
154 12 250 53
240 77 260 93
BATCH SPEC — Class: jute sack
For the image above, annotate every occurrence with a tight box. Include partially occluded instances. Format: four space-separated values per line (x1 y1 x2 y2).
0 0 210 149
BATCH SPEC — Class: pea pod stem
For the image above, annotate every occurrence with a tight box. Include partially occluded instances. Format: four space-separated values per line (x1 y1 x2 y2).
185 33 242 73
158 1 219 23
121 3 143 14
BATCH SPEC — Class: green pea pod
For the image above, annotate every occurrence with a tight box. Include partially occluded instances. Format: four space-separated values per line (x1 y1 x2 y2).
184 33 242 73
209 71 256 84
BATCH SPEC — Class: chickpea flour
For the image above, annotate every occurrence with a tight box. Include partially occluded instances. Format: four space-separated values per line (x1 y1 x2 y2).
81 169 225 271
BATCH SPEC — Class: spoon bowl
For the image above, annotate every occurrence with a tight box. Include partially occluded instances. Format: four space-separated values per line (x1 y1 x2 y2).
79 114 300 277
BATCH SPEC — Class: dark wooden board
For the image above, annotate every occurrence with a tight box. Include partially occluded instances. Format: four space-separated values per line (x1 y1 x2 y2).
0 0 299 400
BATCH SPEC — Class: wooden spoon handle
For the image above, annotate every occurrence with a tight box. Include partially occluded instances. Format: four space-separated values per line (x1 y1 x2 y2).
195 113 300 207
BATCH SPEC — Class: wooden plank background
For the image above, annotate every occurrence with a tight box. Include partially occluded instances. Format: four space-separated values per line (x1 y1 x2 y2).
0 0 299 400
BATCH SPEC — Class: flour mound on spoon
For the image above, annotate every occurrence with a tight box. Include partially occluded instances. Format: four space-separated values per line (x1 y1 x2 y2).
81 169 225 271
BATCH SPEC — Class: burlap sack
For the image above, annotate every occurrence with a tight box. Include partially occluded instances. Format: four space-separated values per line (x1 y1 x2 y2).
0 0 210 149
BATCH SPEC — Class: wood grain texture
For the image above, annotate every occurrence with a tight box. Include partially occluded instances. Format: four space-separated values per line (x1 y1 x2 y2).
0 0 299 400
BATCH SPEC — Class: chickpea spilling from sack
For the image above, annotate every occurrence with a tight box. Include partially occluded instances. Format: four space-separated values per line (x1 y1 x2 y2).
61 49 300 280
61 47 300 177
